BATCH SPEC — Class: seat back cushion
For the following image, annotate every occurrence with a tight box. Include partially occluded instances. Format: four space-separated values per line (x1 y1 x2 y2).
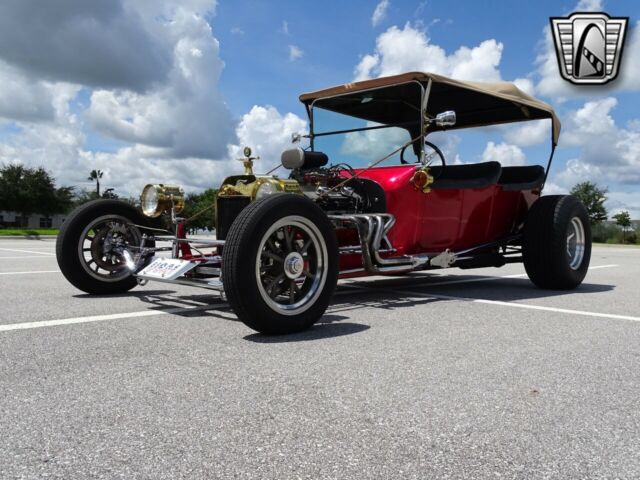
498 165 545 191
430 161 502 189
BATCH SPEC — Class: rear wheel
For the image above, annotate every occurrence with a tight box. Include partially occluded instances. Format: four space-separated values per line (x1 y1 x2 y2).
523 195 591 289
222 194 339 334
56 200 154 294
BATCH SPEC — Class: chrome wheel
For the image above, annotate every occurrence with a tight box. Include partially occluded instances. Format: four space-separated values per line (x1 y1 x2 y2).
255 215 328 316
566 216 586 270
78 215 141 282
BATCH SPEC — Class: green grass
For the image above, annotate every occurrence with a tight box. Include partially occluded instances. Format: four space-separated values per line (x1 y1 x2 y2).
0 228 59 236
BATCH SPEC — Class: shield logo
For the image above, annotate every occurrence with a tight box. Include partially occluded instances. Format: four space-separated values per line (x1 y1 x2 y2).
550 12 628 85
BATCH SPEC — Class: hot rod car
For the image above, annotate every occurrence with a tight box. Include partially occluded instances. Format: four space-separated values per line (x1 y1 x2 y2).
56 72 591 334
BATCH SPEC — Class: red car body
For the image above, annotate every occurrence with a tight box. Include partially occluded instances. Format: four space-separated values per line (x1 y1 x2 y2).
335 164 538 275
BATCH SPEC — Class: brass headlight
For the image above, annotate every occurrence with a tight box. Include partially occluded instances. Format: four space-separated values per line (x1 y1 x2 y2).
140 184 185 217
255 180 279 199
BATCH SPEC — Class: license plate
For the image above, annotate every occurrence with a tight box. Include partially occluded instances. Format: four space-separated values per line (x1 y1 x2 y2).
138 258 195 280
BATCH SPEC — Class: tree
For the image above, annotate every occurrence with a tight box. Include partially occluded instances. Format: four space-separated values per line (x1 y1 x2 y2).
55 186 75 213
181 188 217 232
88 169 103 196
570 181 608 224
0 164 75 218
0 164 28 214
612 210 632 244
71 188 100 207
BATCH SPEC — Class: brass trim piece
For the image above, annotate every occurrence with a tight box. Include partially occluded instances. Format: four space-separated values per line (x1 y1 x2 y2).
410 166 434 194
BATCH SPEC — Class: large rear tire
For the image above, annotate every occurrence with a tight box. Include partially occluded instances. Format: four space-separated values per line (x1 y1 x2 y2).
523 195 591 289
222 194 339 334
56 200 154 295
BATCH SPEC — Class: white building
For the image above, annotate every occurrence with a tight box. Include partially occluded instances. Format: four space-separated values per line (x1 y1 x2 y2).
0 210 67 229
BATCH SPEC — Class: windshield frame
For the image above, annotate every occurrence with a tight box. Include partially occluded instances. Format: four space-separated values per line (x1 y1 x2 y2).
307 80 429 161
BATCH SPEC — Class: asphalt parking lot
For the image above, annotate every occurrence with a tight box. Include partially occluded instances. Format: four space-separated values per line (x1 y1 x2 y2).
1 238 639 479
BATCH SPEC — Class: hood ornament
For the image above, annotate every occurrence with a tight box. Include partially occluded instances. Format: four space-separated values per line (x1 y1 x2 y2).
239 146 259 175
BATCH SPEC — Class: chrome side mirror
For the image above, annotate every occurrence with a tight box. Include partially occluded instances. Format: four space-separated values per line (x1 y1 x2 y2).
434 110 456 127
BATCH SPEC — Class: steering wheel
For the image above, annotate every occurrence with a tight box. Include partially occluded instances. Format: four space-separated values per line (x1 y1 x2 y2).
400 140 446 166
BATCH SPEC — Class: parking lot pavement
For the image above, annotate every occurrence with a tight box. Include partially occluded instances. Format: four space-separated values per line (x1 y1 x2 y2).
1 239 639 479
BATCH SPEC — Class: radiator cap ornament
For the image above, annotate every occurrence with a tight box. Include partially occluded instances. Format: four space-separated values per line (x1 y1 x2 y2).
238 146 259 175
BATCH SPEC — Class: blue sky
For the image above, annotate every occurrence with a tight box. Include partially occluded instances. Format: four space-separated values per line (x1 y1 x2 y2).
0 0 639 216
215 0 577 112
213 1 636 111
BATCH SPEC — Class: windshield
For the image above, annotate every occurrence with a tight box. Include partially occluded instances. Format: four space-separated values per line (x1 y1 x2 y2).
309 105 552 169
310 107 415 166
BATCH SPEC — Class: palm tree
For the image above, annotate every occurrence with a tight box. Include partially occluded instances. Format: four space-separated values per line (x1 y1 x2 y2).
88 169 103 196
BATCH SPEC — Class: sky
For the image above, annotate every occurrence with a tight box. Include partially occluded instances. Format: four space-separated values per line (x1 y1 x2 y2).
0 0 639 216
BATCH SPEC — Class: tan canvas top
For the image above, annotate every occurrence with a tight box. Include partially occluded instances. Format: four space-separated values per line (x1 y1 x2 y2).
300 72 560 145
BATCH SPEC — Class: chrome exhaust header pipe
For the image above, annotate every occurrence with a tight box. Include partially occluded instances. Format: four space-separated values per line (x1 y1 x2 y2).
330 214 428 274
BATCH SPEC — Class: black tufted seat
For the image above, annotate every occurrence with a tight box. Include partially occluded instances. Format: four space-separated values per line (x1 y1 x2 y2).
498 165 545 191
429 161 502 190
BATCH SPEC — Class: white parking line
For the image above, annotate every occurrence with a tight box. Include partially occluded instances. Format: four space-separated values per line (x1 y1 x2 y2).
0 270 60 276
341 264 618 289
0 255 57 260
0 303 229 333
0 248 55 256
0 247 55 250
420 263 618 286
393 289 640 323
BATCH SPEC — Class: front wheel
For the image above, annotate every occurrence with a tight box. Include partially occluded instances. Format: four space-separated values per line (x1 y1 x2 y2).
523 195 591 289
56 199 154 295
221 194 339 334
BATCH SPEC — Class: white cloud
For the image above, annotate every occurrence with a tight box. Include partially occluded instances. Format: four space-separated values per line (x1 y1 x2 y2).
503 119 550 147
354 23 503 82
541 181 565 195
0 61 56 122
561 97 617 146
372 0 390 27
414 1 428 18
553 158 604 187
354 55 380 82
87 5 235 160
512 77 535 96
425 131 463 165
0 107 87 185
341 123 410 162
617 21 640 91
0 0 175 92
230 27 244 35
550 97 640 191
575 0 603 10
481 141 526 166
288 45 304 62
280 20 289 35
228 105 307 174
605 191 640 218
